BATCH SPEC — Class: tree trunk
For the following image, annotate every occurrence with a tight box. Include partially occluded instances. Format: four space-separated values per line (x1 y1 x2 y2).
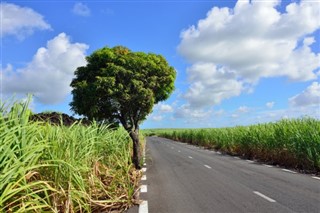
129 129 141 169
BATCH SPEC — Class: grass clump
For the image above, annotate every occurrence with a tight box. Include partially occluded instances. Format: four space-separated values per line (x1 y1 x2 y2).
0 98 140 212
144 118 320 173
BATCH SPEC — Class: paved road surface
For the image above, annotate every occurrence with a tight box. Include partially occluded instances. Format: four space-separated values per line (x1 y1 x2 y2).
130 136 320 213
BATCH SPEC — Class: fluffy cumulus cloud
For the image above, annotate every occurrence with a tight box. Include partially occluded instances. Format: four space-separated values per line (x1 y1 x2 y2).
2 33 89 104
178 0 320 108
72 2 91 16
1 2 51 39
184 63 244 108
289 82 320 107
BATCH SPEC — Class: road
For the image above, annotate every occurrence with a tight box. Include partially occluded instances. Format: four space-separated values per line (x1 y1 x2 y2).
131 136 320 213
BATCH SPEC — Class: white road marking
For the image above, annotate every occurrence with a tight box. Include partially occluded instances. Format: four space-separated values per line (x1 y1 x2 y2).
140 185 147 193
263 164 273 168
204 165 212 169
312 176 320 180
141 175 147 180
142 167 147 172
282 169 297 174
216 152 221 155
188 156 193 159
253 191 276 202
139 200 148 213
178 150 181 153
246 160 254 163
234 157 240 159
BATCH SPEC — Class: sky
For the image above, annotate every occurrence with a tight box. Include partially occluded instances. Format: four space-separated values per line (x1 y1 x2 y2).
1 0 319 129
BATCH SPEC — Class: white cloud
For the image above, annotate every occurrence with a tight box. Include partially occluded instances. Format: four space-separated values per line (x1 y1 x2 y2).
229 106 250 120
178 0 320 108
266 101 275 108
184 63 244 108
257 105 320 122
158 103 174 113
174 104 211 120
237 106 249 113
1 2 51 39
150 115 163 121
2 33 89 104
231 114 239 118
72 2 91 17
214 109 224 116
289 82 320 107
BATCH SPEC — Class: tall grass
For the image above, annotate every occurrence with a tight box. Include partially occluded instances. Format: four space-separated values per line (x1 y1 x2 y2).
0 98 140 212
145 118 320 172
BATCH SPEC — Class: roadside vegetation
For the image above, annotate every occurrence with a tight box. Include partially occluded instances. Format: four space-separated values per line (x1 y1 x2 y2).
0 99 140 212
144 118 320 173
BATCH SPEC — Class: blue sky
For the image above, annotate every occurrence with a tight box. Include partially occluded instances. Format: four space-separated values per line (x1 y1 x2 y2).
1 0 319 128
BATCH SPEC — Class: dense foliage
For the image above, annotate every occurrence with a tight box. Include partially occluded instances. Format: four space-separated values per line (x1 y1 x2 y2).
70 46 176 168
144 118 320 173
30 112 90 126
0 99 140 212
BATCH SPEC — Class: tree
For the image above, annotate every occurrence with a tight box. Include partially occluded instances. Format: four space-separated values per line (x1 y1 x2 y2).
70 46 176 169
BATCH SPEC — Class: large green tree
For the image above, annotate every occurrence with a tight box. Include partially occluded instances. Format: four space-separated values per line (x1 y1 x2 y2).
70 46 176 169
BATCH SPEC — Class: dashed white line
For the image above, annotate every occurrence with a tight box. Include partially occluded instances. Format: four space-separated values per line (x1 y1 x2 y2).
253 191 276 202
140 185 147 193
282 169 297 174
216 152 222 155
188 156 193 159
142 168 147 172
312 176 320 180
204 165 212 169
246 160 254 163
141 175 147 180
139 200 148 213
234 157 240 159
263 164 273 168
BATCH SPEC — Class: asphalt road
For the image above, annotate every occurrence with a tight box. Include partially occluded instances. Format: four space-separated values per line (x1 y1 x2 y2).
130 136 320 213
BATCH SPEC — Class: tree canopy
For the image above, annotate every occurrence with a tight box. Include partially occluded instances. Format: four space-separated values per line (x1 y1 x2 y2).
70 46 176 168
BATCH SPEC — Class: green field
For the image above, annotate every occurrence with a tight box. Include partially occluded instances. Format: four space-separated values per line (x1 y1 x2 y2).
0 100 140 212
144 118 320 173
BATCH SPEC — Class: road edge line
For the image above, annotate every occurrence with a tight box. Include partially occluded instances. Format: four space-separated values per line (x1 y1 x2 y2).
139 200 148 213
